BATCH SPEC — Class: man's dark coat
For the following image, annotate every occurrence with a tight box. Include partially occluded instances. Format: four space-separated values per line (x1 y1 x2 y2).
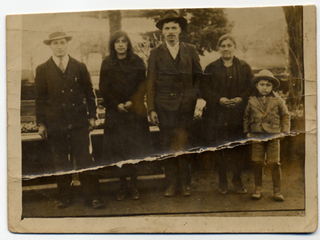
35 56 97 134
146 42 203 114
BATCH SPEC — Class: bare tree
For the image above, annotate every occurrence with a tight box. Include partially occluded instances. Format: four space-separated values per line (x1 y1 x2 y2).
237 35 253 61
282 6 304 111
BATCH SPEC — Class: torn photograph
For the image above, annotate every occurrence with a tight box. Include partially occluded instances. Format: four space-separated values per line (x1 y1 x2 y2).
7 4 317 233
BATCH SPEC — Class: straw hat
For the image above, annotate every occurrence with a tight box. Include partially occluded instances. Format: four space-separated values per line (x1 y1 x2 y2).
43 31 73 45
252 69 280 89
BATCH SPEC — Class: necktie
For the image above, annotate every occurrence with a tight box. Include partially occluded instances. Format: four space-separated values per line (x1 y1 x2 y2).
59 59 65 73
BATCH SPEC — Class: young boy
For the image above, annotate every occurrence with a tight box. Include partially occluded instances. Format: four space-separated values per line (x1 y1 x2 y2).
243 69 290 201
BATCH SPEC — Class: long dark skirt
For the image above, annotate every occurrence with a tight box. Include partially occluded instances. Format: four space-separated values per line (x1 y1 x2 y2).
103 111 152 166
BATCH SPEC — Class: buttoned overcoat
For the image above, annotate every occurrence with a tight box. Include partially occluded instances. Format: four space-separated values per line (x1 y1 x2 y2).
35 56 97 135
146 42 202 113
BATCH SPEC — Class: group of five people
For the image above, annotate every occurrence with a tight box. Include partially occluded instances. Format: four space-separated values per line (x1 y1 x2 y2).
35 10 290 209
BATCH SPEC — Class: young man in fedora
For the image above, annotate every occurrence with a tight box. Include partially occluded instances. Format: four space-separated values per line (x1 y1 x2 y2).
35 31 104 209
146 10 203 197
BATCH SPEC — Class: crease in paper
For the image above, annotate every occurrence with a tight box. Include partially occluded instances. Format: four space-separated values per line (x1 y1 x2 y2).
20 129 311 181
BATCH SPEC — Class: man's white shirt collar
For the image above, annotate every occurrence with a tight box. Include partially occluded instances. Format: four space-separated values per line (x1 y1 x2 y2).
52 55 69 70
166 41 180 59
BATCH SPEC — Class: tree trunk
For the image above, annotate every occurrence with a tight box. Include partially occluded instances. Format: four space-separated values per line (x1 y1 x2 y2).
283 6 304 111
108 10 122 35
283 6 305 162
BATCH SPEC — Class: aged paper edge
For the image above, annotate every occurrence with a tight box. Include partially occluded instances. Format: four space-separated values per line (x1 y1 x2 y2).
7 5 318 233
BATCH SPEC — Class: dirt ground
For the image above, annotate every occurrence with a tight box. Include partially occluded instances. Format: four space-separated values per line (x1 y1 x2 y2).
22 157 305 218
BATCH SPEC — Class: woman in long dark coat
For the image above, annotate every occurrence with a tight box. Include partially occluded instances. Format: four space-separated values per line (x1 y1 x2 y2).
200 34 254 194
99 30 152 201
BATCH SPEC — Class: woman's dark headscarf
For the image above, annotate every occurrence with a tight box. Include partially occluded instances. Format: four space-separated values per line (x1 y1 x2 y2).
108 30 134 60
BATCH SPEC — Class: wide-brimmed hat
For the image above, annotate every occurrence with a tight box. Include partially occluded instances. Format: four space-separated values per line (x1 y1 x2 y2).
43 31 73 45
156 10 187 30
252 69 280 89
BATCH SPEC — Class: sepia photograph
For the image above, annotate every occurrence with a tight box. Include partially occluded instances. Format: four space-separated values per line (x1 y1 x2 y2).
6 1 317 234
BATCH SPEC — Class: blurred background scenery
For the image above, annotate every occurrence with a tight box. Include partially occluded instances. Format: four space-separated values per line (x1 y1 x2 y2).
20 6 304 133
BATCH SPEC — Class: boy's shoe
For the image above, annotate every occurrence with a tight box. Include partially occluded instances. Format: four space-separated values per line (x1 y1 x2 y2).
274 188 284 202
251 186 263 199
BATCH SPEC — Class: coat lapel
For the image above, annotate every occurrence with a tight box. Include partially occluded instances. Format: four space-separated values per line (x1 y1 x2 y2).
63 57 79 88
48 58 65 87
177 42 188 74
232 57 242 94
263 97 278 117
159 43 181 77
251 96 278 119
250 96 265 114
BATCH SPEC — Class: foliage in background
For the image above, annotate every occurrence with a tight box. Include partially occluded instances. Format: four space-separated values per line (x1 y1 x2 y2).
21 8 305 133
141 9 233 55
181 9 233 55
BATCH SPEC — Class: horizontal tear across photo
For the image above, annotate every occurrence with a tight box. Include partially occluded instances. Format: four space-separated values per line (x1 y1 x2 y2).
7 5 317 234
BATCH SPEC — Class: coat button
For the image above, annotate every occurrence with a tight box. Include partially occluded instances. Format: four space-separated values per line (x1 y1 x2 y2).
63 103 65 106
70 89 73 92
170 93 174 96
62 90 64 93
67 124 72 129
72 103 75 106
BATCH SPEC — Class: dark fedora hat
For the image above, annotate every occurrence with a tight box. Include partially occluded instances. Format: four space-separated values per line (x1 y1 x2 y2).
156 10 187 30
252 69 280 89
43 31 73 45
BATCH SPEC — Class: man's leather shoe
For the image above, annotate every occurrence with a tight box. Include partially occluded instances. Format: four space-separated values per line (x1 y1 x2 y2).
130 188 140 200
233 182 247 194
218 188 228 194
164 185 176 197
117 188 127 201
235 185 247 194
92 199 104 209
181 185 191 197
57 199 72 208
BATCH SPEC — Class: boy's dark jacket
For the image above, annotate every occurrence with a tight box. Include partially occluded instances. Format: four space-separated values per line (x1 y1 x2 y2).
243 93 290 134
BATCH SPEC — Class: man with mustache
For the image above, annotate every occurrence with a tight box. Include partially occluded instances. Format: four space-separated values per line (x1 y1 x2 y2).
200 34 254 194
146 10 202 197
